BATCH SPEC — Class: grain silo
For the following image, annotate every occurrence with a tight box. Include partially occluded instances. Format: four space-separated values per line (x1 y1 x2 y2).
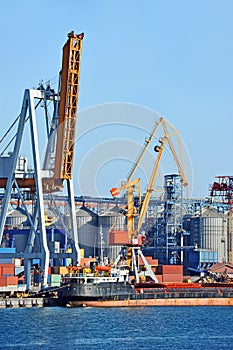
5 207 30 253
76 206 98 258
6 207 28 229
224 210 233 263
190 206 227 263
98 207 126 262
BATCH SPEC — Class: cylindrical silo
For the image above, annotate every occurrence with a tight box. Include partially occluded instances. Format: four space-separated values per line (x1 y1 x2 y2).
98 207 126 262
190 206 227 263
75 206 98 258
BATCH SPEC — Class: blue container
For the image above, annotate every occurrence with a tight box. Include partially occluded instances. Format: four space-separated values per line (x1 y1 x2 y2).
34 273 42 283
0 258 13 264
0 247 16 253
32 259 40 265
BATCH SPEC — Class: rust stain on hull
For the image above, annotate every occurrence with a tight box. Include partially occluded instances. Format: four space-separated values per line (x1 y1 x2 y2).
69 298 233 308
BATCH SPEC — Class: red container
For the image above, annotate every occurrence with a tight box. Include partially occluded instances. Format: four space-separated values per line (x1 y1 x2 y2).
162 265 183 275
162 274 183 283
0 264 15 276
109 230 129 245
80 257 97 267
0 276 18 286
138 256 158 267
155 274 163 283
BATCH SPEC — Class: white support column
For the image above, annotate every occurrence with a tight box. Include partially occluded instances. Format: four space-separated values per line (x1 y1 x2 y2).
67 178 79 263
28 89 50 287
132 248 139 283
0 91 28 242
138 249 159 283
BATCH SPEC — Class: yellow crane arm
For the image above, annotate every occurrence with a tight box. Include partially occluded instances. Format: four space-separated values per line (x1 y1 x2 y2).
110 178 141 242
137 138 166 233
126 118 162 182
137 119 188 234
54 31 84 182
161 118 188 187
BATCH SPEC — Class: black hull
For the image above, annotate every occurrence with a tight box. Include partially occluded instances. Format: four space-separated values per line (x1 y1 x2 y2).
58 283 233 306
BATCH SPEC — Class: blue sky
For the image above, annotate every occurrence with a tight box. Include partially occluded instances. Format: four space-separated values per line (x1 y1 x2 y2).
0 1 232 198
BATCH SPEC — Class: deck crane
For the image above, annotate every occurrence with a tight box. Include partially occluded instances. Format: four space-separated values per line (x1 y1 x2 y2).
110 118 188 283
0 32 84 288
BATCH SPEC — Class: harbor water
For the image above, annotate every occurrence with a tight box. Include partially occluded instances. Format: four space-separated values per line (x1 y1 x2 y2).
0 306 233 349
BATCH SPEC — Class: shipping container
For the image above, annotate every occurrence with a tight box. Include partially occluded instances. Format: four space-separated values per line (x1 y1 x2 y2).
59 266 68 275
0 264 15 276
0 247 16 253
0 258 14 265
0 276 18 286
108 230 129 245
161 265 183 275
52 266 67 275
50 274 62 283
32 259 40 265
80 257 97 267
138 256 158 266
162 274 183 283
155 275 163 283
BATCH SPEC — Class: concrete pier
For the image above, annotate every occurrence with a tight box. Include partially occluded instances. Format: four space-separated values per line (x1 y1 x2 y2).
0 297 44 308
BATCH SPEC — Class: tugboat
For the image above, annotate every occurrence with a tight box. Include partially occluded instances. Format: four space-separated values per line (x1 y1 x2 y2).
58 264 136 307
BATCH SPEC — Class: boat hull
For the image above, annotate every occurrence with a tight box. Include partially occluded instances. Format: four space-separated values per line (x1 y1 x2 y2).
67 297 233 307
58 276 233 308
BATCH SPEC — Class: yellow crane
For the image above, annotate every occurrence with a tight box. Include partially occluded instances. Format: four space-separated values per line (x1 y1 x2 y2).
110 117 188 245
126 117 187 186
110 178 141 243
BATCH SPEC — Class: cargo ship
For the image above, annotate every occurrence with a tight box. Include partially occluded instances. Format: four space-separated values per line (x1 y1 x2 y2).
57 264 233 307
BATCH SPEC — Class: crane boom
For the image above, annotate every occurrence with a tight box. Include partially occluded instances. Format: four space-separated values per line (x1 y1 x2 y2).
127 117 187 187
54 31 84 182
137 138 166 233
161 118 188 187
126 118 162 182
110 178 141 242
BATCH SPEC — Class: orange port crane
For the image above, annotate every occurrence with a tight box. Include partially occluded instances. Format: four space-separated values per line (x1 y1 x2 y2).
0 32 84 194
54 32 84 182
44 31 84 191
0 32 84 288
